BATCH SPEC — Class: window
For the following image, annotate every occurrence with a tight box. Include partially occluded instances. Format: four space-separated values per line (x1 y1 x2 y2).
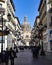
26 35 29 38
50 16 52 25
49 16 52 26
50 41 52 50
0 36 5 43
47 2 52 11
51 16 52 23
50 30 52 38
0 4 2 8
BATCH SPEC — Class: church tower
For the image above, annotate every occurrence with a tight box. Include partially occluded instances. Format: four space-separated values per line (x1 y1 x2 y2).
24 16 28 22
21 16 31 46
22 16 31 32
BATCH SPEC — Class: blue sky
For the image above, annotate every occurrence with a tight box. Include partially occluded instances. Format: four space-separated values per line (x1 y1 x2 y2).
13 0 40 28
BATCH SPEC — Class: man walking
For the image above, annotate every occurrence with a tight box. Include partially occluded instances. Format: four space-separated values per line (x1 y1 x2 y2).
9 47 15 65
5 48 10 65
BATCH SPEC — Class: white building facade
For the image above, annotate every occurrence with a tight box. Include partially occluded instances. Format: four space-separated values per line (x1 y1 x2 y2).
0 0 17 52
38 0 52 53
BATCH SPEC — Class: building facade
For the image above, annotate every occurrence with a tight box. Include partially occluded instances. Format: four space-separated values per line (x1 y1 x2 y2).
0 0 19 52
21 17 31 46
14 17 22 47
33 16 40 46
38 0 52 52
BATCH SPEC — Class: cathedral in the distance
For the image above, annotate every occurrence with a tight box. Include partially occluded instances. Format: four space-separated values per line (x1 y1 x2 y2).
21 16 31 46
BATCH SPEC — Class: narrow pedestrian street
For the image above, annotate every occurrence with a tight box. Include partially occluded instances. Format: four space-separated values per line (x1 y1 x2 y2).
14 49 52 65
0 0 52 65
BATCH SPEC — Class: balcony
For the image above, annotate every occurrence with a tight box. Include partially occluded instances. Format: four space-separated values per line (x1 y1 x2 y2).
0 8 5 15
49 22 52 26
7 22 15 31
48 8 52 13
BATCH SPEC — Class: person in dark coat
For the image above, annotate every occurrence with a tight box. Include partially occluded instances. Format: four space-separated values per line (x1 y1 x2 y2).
31 46 36 57
5 48 10 65
35 46 39 58
9 47 15 65
35 45 41 58
0 53 2 64
1 50 6 63
32 45 41 58
14 47 17 58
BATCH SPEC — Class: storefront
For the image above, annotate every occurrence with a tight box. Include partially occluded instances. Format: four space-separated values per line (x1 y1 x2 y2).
0 30 10 52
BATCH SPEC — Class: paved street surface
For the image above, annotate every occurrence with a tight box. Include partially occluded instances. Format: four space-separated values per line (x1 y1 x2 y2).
14 49 52 65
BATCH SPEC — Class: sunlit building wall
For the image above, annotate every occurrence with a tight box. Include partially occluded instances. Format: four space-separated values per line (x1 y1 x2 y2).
0 0 16 52
38 0 52 52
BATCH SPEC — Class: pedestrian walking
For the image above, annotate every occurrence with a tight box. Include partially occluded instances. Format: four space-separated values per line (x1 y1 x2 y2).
35 46 39 58
0 53 2 64
14 47 17 58
1 50 6 65
31 45 41 59
5 48 10 65
31 46 35 57
9 47 15 65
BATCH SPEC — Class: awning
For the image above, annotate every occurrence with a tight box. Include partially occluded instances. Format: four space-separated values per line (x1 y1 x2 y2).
0 30 10 36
